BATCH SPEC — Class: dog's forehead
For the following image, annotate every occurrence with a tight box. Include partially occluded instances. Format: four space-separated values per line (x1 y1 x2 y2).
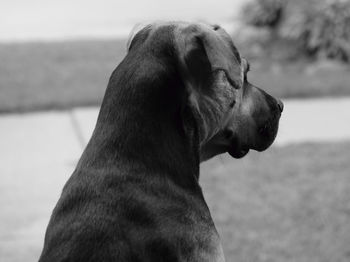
126 22 151 51
126 21 181 49
127 21 238 49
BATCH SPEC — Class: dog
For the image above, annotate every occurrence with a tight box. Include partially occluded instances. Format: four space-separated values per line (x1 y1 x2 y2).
39 21 283 262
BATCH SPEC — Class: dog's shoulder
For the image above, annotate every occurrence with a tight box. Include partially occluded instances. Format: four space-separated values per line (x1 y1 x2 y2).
40 168 224 261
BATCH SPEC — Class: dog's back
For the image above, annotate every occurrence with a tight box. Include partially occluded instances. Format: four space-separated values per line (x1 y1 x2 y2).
39 165 220 262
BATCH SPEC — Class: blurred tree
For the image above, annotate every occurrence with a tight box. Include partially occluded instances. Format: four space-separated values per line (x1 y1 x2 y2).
242 0 286 28
241 0 350 62
282 0 350 61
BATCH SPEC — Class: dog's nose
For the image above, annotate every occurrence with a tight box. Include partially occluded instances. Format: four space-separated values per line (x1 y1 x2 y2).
277 99 284 112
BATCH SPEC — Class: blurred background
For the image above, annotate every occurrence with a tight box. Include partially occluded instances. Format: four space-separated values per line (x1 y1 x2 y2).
1 0 350 261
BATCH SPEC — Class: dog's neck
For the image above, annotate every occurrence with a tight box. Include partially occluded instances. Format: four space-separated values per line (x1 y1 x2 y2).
77 54 203 191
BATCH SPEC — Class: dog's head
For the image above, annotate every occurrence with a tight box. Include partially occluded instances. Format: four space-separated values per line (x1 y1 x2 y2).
127 22 283 162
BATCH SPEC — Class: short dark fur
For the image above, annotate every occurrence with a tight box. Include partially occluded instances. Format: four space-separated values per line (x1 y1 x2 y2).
39 25 215 262
39 22 282 262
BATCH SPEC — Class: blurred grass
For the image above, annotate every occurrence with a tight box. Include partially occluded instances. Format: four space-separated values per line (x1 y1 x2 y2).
0 39 350 113
247 59 350 99
201 142 350 262
0 40 126 113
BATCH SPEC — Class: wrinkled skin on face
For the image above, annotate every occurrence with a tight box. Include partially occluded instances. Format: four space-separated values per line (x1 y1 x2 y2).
169 23 284 162
199 57 283 161
127 22 283 162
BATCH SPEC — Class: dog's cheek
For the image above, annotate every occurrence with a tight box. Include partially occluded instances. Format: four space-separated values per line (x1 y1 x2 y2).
240 95 256 117
237 116 257 145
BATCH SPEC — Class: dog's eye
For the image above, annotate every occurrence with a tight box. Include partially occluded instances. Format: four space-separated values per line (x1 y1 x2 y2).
212 24 220 31
245 62 250 73
244 62 250 82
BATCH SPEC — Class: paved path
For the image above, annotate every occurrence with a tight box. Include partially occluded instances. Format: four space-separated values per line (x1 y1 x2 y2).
1 97 350 261
71 98 350 147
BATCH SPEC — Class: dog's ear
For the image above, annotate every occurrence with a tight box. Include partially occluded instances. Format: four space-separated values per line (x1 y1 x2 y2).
175 24 243 142
178 25 242 90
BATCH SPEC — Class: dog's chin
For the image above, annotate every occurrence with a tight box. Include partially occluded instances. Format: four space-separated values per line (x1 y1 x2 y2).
228 147 250 159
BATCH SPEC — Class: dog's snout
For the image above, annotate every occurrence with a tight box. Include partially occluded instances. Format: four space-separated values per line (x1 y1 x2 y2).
277 99 284 113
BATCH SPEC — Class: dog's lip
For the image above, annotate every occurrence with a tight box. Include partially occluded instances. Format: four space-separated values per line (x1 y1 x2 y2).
224 131 250 158
228 146 250 158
